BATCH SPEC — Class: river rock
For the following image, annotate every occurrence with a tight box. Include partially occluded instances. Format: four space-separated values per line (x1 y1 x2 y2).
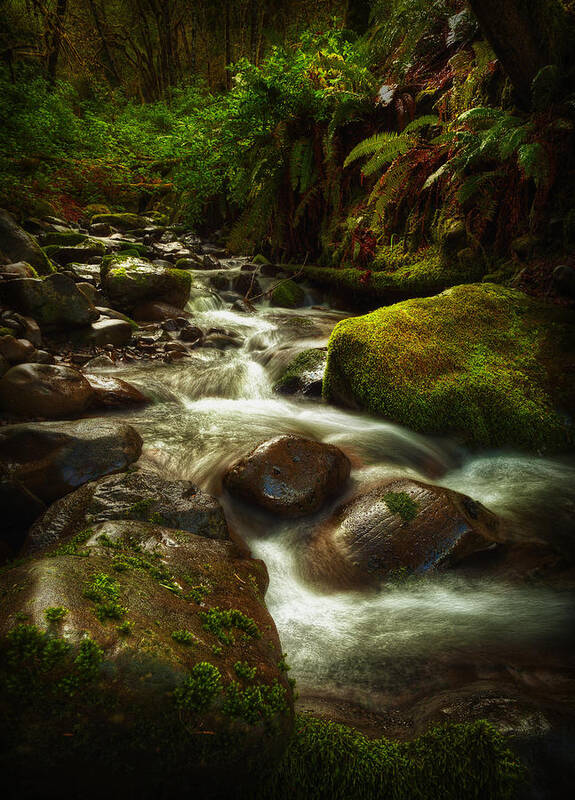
304 478 498 589
0 273 99 329
91 212 149 230
26 470 231 554
0 311 42 346
132 300 191 322
0 418 142 503
0 334 36 364
77 319 133 347
0 260 38 279
101 255 191 312
224 435 351 517
271 279 305 309
0 208 53 275
232 272 262 298
0 520 292 799
273 348 327 397
0 363 94 418
44 239 106 265
84 373 147 409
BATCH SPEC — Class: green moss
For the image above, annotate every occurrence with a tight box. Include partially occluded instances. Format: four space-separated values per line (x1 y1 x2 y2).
383 492 418 522
251 714 523 800
116 620 134 636
222 680 288 724
44 606 68 623
91 212 148 230
41 231 89 247
183 581 211 604
53 528 94 557
324 283 574 451
198 607 261 645
273 349 326 393
173 662 222 712
234 661 257 681
83 573 127 622
271 279 305 309
171 630 197 646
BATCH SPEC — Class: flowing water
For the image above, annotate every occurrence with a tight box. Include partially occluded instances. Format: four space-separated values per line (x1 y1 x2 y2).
103 268 575 730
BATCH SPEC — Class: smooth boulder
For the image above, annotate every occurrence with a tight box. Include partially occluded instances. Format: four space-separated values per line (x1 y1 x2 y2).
273 348 327 397
224 435 351 517
0 208 53 275
0 273 99 328
304 478 499 589
26 469 230 554
0 363 94 418
0 418 142 502
101 255 191 312
84 373 147 409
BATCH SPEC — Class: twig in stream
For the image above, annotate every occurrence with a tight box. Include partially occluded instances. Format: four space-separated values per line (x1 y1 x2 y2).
243 254 308 308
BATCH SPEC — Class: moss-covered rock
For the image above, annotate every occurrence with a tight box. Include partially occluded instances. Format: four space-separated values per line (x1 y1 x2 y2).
0 208 53 275
324 283 575 451
91 212 149 230
0 519 293 798
43 238 106 265
101 254 191 313
0 274 98 329
273 349 327 397
271 279 305 309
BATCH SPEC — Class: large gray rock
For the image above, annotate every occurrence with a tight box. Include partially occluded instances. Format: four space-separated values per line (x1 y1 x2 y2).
0 363 94 418
0 208 53 275
0 520 292 799
224 435 351 517
26 470 230 554
0 273 99 328
0 418 142 502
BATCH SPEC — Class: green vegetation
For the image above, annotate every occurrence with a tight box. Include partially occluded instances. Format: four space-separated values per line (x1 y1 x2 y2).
271 280 305 309
234 660 258 681
171 630 197 647
53 528 94 557
43 606 69 623
173 662 223 712
198 607 261 645
383 492 419 522
83 573 127 622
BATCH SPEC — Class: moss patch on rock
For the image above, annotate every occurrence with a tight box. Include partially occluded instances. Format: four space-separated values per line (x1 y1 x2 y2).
271 279 305 309
324 283 575 451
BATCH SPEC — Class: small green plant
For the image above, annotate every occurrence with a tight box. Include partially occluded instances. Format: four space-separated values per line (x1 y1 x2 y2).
222 680 288 724
53 529 94 557
383 491 418 522
183 581 211 604
234 661 257 681
173 662 222 712
83 573 127 622
171 630 197 646
44 607 68 623
198 607 261 645
277 654 291 674
116 621 134 636
211 645 223 656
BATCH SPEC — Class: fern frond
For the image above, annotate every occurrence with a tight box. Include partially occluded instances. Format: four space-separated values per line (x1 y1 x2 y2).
361 138 411 175
403 115 441 133
344 132 399 168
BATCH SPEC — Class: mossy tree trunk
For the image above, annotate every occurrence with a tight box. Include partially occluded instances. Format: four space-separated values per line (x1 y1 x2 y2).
467 0 572 108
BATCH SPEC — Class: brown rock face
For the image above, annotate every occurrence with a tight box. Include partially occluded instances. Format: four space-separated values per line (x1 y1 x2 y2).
0 335 36 364
304 478 499 589
84 373 148 409
0 363 94 418
224 435 351 517
132 301 192 321
25 469 231 554
0 418 142 503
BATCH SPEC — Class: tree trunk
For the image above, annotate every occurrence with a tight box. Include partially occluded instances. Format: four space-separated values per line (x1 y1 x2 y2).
224 1 232 91
467 0 569 108
46 0 68 83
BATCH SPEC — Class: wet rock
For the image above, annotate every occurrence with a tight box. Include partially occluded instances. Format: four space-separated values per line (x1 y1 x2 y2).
101 255 191 312
0 363 95 418
91 212 149 230
89 222 112 237
27 470 230 554
164 341 188 353
132 300 191 322
84 354 115 370
0 518 292 799
232 272 262 298
68 262 102 282
202 333 241 350
179 325 203 342
0 312 42 347
0 418 142 503
231 298 254 314
304 478 498 589
0 273 99 329
274 348 327 397
44 238 106 265
0 208 53 275
271 279 305 309
175 256 203 269
203 253 221 269
76 319 133 347
0 261 38 279
224 435 351 517
76 281 101 304
0 335 36 364
84 373 147 410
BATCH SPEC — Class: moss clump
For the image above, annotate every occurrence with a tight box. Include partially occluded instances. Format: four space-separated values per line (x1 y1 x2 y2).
324 283 574 451
271 279 305 309
44 606 68 623
53 528 94 557
222 680 288 724
234 661 257 681
91 212 148 230
173 662 222 712
199 607 261 645
251 714 523 800
171 630 197 646
83 573 127 622
383 491 418 522
273 349 326 394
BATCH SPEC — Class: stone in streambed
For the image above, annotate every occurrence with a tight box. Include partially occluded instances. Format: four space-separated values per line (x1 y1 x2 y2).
101 254 191 312
0 261 38 279
43 238 106 265
224 435 350 517
0 273 99 329
0 208 53 275
0 418 142 503
271 279 305 309
303 478 499 590
0 520 292 799
273 348 327 397
0 335 36 364
0 363 94 418
84 373 147 409
91 212 149 230
26 469 230 555
0 311 42 346
132 300 192 322
75 319 133 347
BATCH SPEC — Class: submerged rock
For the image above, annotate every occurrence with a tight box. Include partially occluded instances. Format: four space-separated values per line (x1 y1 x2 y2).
224 435 350 517
0 418 142 502
271 279 305 309
0 363 94 418
26 469 230 554
0 520 293 798
324 283 575 451
304 478 499 589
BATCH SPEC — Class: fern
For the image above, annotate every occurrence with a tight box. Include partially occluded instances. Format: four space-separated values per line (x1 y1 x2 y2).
344 116 440 172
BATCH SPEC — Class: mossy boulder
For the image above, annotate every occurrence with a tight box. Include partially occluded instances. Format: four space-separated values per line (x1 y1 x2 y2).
43 238 106 265
91 212 149 231
0 520 293 799
0 208 53 275
271 279 305 309
101 254 191 313
0 274 99 329
324 283 575 451
40 231 92 247
273 349 327 397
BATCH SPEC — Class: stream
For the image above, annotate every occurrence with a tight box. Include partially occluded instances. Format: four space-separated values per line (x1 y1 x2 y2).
99 258 575 738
